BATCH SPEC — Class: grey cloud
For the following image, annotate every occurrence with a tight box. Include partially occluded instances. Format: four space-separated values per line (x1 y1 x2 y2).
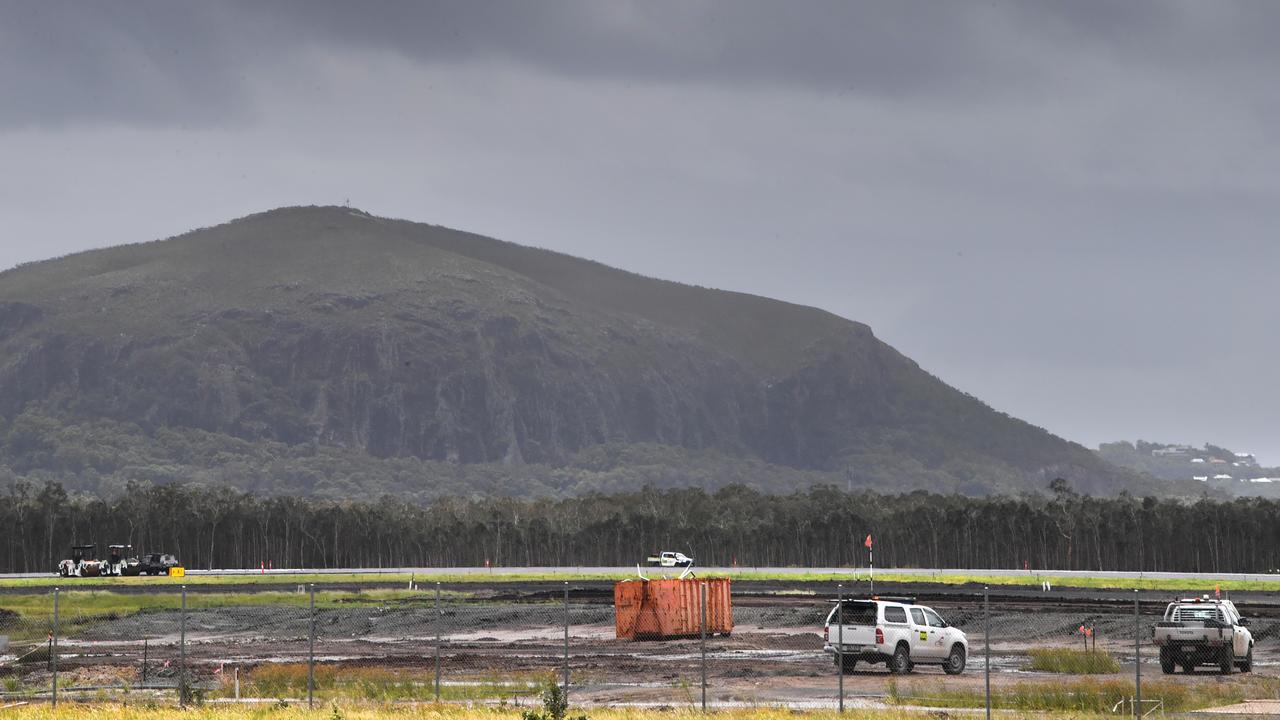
1 0 1278 462
0 3 260 128
12 1 1280 128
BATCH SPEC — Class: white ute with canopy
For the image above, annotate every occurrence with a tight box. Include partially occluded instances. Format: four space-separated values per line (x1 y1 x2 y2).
823 596 968 675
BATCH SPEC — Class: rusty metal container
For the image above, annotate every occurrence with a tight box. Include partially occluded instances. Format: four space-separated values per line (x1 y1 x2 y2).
614 577 733 640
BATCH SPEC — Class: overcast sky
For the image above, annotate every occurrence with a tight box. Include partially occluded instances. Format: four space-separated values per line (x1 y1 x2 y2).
2 1 1277 463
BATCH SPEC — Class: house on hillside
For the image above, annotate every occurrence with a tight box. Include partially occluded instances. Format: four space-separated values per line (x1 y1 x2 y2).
1235 452 1259 467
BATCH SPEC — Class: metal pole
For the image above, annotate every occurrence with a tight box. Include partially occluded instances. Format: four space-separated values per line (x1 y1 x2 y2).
142 638 149 684
1134 589 1141 717
984 585 991 720
435 582 441 703
837 583 844 713
51 587 59 708
180 585 187 707
563 582 570 702
700 582 707 712
308 583 316 709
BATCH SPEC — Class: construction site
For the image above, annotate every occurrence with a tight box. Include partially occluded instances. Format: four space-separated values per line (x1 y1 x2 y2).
2 573 1278 713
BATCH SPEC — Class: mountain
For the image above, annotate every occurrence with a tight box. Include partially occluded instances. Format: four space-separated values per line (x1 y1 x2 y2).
0 206 1170 499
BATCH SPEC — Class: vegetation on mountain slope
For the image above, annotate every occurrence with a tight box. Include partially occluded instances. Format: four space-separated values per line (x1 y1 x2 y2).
0 206 1181 497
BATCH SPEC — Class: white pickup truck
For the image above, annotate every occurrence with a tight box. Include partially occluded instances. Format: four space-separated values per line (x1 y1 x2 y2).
646 551 694 567
824 597 968 675
1152 597 1253 674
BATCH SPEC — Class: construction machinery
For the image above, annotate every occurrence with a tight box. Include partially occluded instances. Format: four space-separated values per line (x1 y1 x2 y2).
100 544 141 576
138 552 180 576
56 544 175 578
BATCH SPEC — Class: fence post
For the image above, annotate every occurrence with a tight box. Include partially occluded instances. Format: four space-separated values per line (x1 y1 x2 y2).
563 581 570 702
308 583 316 709
837 583 843 713
51 587 59 708
984 585 991 720
180 584 187 707
1134 589 1141 717
700 581 707 712
435 582 441 703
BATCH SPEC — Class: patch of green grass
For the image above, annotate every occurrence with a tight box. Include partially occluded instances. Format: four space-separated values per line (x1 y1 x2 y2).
730 570 1280 593
888 678 1243 713
0 571 631 590
0 589 440 617
1027 648 1121 674
0 703 1071 719
230 663 554 702
0 587 471 638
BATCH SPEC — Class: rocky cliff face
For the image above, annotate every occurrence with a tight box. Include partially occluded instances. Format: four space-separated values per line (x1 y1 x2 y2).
0 206 1141 496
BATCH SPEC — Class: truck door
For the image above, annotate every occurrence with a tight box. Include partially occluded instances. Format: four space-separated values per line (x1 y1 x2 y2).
1227 608 1248 656
923 607 952 656
908 607 941 659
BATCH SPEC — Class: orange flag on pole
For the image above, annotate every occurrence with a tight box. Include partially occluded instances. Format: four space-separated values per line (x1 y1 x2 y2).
864 534 873 548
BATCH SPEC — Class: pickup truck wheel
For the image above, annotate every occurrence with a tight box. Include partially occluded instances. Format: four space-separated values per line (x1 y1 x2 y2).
1241 645 1253 673
891 643 912 674
1159 648 1175 674
943 645 966 675
839 655 857 674
1218 648 1233 675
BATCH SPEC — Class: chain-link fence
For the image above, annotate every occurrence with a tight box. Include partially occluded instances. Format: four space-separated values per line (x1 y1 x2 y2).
1 581 1273 714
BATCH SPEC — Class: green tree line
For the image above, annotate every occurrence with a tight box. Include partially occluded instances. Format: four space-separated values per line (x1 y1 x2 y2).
2 479 1277 574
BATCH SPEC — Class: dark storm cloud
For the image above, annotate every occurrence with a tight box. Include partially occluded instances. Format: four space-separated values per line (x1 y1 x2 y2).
13 1 1279 128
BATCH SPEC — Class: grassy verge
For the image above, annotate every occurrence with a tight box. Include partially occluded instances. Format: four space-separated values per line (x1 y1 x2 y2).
4 569 1279 592
0 573 469 589
0 703 1104 719
887 677 1245 713
1026 648 1121 674
821 571 1280 593
0 587 483 643
225 664 554 703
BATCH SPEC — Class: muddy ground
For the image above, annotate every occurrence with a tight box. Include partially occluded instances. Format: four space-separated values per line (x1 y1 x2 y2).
3 582 1278 707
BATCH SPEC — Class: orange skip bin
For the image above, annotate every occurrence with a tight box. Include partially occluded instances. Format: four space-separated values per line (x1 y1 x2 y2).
615 578 733 640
